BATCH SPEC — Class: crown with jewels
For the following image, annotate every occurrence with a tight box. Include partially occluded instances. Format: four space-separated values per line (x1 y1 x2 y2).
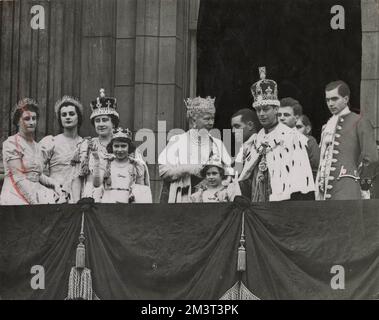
200 155 225 177
184 96 216 118
90 88 119 120
54 95 83 117
112 127 132 140
250 67 279 108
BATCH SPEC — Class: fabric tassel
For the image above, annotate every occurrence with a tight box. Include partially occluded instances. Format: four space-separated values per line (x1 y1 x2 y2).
237 245 246 272
220 281 260 300
237 212 246 272
76 242 85 269
66 214 99 300
66 267 95 300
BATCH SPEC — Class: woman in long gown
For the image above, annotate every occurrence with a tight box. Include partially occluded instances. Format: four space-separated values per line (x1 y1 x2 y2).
158 96 233 203
79 89 120 202
92 127 152 203
0 98 62 205
39 96 85 203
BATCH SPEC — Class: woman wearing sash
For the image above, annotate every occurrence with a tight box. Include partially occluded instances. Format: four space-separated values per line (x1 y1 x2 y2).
79 89 121 202
158 96 233 203
0 99 61 205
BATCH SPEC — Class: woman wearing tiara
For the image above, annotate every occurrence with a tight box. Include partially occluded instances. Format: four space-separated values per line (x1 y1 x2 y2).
0 99 62 205
158 96 233 203
39 96 85 203
92 127 152 203
79 89 122 201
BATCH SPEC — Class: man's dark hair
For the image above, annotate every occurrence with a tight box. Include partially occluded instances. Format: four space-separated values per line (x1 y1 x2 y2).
231 108 261 130
325 80 350 99
280 97 303 116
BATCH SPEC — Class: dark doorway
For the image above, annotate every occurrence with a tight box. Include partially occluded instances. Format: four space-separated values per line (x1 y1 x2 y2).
197 0 362 142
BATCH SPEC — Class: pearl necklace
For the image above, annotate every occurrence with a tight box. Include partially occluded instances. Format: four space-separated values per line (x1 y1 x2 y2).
189 129 209 146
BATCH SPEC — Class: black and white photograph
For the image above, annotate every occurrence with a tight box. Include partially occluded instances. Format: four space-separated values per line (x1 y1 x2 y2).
0 0 379 305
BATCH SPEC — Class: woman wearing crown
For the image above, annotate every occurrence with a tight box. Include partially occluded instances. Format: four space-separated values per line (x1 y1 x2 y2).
91 127 152 203
39 96 85 203
78 89 122 201
80 89 149 202
158 96 233 203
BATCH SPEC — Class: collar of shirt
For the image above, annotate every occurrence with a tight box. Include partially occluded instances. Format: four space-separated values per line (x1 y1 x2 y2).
324 107 350 134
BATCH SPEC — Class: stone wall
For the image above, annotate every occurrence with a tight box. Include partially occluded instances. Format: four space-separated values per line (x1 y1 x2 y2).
361 0 379 141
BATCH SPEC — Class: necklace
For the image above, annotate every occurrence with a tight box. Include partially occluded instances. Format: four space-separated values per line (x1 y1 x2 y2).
98 139 109 148
189 129 209 146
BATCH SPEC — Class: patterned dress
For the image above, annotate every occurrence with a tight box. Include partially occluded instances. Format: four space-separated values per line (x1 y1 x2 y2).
80 137 151 202
0 134 56 205
101 158 152 203
39 134 84 203
190 183 240 203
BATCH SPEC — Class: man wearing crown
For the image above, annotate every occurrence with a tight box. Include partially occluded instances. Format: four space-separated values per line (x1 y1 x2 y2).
158 96 233 203
238 67 315 201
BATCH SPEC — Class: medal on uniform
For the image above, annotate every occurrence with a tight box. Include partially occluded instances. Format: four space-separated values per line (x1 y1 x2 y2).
258 142 268 172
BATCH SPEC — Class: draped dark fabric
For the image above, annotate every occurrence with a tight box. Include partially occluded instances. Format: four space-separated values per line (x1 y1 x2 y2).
197 0 362 141
1 200 379 300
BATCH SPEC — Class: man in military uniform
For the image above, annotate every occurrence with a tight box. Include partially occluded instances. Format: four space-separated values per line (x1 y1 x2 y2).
316 80 379 200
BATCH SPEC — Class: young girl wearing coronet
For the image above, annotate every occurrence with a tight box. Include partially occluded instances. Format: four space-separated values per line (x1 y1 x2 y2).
92 127 152 203
190 156 240 203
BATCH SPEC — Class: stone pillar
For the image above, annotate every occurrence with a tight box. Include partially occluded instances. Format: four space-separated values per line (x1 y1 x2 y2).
361 0 379 141
80 0 116 136
133 0 189 133
115 0 138 130
116 0 193 202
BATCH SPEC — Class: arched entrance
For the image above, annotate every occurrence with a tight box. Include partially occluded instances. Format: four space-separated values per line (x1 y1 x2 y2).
196 0 362 141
